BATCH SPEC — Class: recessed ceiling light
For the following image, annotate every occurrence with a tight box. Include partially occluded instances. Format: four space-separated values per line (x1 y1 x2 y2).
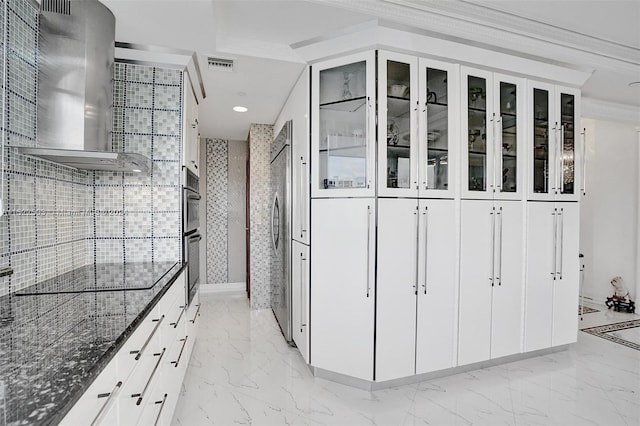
629 81 640 87
233 106 248 113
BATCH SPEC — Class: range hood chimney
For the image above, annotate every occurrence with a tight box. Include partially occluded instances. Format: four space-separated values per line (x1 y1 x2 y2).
19 0 151 173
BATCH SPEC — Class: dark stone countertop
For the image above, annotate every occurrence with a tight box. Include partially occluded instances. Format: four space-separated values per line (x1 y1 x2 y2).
0 261 185 426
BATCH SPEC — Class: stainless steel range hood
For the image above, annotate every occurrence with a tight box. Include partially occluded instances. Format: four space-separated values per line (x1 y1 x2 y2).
19 0 151 173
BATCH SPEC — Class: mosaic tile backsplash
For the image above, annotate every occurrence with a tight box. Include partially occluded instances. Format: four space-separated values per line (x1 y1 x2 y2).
0 0 184 297
206 138 229 284
249 124 273 309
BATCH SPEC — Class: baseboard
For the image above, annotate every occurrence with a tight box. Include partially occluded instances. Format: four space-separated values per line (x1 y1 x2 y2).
200 282 245 294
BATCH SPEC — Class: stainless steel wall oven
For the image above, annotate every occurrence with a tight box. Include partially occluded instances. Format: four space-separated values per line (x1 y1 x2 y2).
183 168 201 305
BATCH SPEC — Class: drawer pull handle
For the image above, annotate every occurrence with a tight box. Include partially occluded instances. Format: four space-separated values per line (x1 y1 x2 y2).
189 304 201 324
171 336 188 368
132 348 165 405
131 315 164 360
153 393 168 426
170 306 185 329
92 381 122 426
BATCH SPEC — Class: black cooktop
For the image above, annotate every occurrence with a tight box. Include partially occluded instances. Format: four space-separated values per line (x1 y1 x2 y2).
15 261 179 295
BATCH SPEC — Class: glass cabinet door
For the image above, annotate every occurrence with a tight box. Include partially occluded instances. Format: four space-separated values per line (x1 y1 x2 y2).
532 86 552 197
462 68 495 199
312 52 375 198
378 51 417 196
419 58 456 198
493 74 523 200
558 92 575 196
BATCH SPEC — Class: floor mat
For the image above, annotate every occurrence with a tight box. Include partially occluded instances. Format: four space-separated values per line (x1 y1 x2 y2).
581 319 640 351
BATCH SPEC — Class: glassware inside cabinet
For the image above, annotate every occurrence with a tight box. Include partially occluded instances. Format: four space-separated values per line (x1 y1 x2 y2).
560 93 575 195
318 61 368 190
499 82 517 193
385 60 411 189
467 75 487 192
425 68 449 190
533 88 550 194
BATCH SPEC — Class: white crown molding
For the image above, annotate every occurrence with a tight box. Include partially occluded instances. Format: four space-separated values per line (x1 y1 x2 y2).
582 97 640 125
309 0 640 76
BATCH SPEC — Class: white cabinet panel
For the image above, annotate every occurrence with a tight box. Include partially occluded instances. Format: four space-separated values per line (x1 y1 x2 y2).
458 200 494 365
416 199 457 374
490 201 523 359
292 241 309 363
310 198 375 380
183 78 199 176
552 202 580 346
376 198 418 381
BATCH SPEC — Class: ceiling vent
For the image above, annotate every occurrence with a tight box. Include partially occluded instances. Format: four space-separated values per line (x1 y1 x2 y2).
207 57 234 72
41 0 71 15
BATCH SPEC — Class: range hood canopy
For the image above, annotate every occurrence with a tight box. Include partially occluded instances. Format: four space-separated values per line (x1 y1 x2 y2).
19 0 151 174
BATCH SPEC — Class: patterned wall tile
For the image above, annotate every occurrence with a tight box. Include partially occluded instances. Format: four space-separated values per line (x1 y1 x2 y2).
249 124 273 309
154 110 181 136
124 239 152 263
153 238 181 262
206 139 228 284
124 186 152 212
125 64 153 83
124 212 152 238
154 68 182 86
125 82 153 109
125 108 153 134
154 84 181 110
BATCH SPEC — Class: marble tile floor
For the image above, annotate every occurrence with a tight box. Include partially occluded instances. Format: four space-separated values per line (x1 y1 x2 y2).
173 294 640 425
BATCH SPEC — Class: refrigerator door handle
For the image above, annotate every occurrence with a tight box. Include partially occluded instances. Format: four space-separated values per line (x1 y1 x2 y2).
299 156 308 238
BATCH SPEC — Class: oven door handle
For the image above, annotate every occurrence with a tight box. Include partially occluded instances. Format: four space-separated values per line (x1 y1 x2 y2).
189 235 202 243
187 193 201 201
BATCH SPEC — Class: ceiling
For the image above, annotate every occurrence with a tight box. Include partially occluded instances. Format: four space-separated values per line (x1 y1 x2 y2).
103 0 640 140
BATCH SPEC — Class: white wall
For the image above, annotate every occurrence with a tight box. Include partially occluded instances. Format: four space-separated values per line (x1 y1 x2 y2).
580 118 639 303
274 67 309 142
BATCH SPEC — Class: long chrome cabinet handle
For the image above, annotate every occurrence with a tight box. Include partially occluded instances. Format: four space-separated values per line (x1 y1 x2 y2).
153 393 168 426
558 208 564 279
131 315 164 360
560 124 565 194
550 123 557 193
422 102 428 190
300 254 307 331
489 114 495 191
170 306 185 329
189 304 201 324
366 97 371 189
423 206 428 295
413 207 419 295
92 381 122 426
132 348 166 405
414 101 419 189
496 207 503 286
171 336 188 368
581 128 586 196
496 116 503 192
300 157 308 238
366 205 371 298
490 207 495 286
552 209 558 279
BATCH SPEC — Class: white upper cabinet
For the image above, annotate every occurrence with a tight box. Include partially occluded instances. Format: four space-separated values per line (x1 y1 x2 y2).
461 67 525 200
528 82 581 201
311 52 376 198
377 52 457 198
182 78 200 177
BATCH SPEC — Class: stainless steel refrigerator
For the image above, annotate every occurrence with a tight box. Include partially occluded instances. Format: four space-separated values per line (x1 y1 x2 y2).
270 120 293 342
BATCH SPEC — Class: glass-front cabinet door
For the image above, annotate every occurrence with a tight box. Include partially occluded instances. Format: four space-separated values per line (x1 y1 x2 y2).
311 51 376 198
527 81 580 201
378 51 418 197
461 67 523 200
418 58 457 198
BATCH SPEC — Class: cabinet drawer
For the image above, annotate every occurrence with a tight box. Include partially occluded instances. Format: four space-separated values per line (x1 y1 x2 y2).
118 307 164 381
60 359 120 426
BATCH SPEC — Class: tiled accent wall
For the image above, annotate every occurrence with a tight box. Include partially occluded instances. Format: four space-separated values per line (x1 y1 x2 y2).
248 124 273 309
0 0 94 297
95 62 183 264
227 140 247 283
205 138 228 284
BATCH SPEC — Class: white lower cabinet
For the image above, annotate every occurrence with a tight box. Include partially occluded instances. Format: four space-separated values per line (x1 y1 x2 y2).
61 269 190 426
310 198 375 380
292 241 309 363
458 200 524 366
376 198 457 381
524 202 580 351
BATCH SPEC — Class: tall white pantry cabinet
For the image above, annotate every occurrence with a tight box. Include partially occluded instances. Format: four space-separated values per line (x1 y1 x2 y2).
308 48 582 384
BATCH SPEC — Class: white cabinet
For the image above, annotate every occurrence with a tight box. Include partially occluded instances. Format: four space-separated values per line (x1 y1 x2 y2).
376 52 458 199
311 52 376 198
310 198 375 380
376 198 457 381
524 202 580 351
292 115 310 245
461 67 525 200
292 241 309 362
528 82 581 201
61 270 189 426
183 77 200 176
458 200 523 365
